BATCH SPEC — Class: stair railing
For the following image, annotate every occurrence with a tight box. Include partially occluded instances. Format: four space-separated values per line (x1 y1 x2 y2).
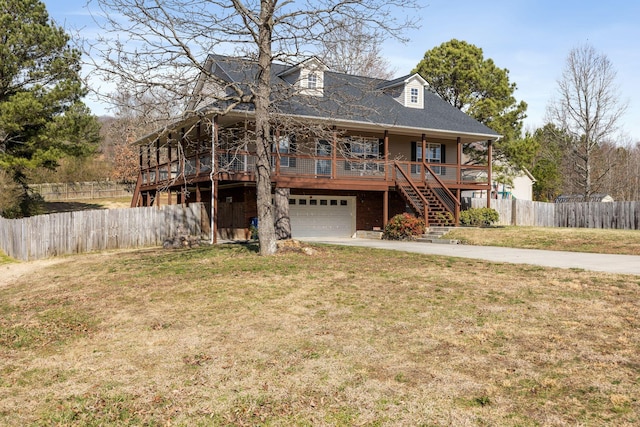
394 161 429 224
422 162 460 216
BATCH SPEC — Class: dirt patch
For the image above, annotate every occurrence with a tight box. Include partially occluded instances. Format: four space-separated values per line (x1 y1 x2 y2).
0 258 67 289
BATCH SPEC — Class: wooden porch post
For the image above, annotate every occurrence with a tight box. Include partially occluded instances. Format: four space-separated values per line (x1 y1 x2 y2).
455 137 462 226
383 190 389 227
196 122 201 175
155 139 160 185
487 139 493 208
274 128 281 177
384 130 389 181
331 126 337 179
146 144 152 182
421 133 426 181
456 137 462 184
168 138 173 185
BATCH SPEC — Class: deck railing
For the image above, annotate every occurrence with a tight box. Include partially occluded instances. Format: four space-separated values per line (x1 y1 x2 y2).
139 151 490 187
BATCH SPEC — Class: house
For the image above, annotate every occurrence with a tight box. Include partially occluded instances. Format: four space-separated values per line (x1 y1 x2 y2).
131 55 500 239
462 167 536 201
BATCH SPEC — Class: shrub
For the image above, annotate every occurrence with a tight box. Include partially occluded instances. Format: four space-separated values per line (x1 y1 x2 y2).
436 211 454 226
383 213 426 240
459 207 499 227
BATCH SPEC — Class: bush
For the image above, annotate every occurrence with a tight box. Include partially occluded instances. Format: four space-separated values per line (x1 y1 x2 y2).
383 213 426 240
459 207 499 227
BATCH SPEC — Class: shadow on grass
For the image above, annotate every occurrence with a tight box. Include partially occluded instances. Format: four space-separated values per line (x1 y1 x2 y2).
225 240 260 253
43 201 106 214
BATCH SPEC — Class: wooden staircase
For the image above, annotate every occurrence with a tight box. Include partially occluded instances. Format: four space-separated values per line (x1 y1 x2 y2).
394 161 459 226
130 172 143 208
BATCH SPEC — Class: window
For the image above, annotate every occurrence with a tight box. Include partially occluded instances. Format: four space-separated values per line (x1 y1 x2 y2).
348 137 380 159
345 137 382 173
307 72 317 89
412 142 444 175
310 199 317 206
320 199 328 206
272 134 296 168
410 87 419 104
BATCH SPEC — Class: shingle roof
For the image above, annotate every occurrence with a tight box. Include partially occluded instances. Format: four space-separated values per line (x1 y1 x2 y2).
204 55 500 139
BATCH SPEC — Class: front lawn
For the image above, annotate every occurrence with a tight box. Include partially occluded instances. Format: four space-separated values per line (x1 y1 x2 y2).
445 226 640 255
1 243 638 425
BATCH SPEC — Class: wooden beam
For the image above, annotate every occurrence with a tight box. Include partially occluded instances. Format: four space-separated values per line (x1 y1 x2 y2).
383 189 389 227
421 133 426 182
456 137 462 184
487 139 493 208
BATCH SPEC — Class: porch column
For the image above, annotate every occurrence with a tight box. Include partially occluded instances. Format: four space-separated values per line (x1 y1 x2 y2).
196 122 201 174
168 140 172 182
455 189 460 226
155 139 160 185
487 139 493 208
274 128 281 177
146 144 152 183
383 190 389 227
331 126 337 179
421 133 426 181
456 137 462 184
384 130 389 181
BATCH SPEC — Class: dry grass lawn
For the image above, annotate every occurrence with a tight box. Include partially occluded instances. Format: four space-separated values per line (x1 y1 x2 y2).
445 226 640 256
1 243 639 426
42 197 132 214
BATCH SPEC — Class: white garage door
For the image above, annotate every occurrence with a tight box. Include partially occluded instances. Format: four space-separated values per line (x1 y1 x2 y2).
289 196 356 238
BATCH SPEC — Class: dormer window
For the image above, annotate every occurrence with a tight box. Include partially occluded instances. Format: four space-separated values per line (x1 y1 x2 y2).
378 73 427 109
307 72 317 89
410 88 419 104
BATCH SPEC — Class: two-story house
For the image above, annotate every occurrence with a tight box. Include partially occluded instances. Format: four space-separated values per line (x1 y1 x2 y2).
131 55 500 239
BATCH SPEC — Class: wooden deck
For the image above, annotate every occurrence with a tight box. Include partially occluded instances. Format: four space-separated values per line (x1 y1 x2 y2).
136 152 490 193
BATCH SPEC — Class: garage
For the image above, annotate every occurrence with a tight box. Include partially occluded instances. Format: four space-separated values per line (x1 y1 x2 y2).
288 195 356 238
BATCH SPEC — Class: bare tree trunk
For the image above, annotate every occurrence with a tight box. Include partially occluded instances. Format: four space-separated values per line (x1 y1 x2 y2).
274 187 291 239
254 1 277 255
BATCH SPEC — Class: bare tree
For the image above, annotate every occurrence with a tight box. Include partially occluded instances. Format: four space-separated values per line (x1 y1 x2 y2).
87 0 417 255
319 18 396 79
547 44 628 197
599 138 640 201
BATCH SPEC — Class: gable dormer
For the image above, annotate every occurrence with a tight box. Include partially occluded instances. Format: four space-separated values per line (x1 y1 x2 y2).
378 74 428 109
277 57 328 97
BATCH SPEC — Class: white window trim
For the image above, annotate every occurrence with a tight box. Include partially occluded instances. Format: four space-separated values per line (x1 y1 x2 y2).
410 87 419 104
307 72 317 89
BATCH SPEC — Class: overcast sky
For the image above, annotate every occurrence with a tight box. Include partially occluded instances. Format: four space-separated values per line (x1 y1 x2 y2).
45 0 640 142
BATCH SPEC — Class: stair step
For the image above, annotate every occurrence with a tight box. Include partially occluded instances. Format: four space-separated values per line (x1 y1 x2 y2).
416 237 460 244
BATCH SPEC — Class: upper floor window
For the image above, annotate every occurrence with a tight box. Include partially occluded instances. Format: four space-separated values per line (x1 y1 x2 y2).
307 72 318 89
410 87 419 104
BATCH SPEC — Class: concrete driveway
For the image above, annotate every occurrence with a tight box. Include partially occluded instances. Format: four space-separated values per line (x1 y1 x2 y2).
301 238 640 275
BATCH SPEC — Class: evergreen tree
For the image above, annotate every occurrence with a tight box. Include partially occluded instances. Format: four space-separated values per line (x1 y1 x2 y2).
0 0 100 217
413 39 527 166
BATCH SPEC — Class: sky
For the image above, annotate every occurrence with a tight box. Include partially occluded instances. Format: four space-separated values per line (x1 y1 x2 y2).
44 0 640 142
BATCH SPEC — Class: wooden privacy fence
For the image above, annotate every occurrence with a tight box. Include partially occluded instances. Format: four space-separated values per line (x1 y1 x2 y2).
469 198 640 229
31 181 131 201
0 203 204 261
